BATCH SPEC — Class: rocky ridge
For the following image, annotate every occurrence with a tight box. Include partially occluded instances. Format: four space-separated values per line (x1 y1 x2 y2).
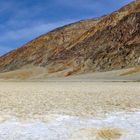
0 0 140 78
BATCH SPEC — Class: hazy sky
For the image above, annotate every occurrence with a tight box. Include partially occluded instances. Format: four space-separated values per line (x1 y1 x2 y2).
0 0 133 56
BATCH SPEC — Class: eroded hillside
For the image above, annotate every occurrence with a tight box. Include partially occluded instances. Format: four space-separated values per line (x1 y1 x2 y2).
0 0 140 78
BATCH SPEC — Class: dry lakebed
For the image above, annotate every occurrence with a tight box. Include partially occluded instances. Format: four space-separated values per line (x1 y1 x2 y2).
0 81 139 140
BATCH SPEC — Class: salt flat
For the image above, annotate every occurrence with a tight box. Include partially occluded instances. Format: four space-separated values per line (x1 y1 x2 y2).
0 81 140 140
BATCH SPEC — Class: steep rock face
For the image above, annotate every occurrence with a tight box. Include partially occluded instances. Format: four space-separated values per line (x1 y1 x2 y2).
0 19 100 72
0 0 140 77
61 12 140 73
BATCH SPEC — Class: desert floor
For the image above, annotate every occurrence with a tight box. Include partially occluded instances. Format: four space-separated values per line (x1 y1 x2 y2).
0 81 139 140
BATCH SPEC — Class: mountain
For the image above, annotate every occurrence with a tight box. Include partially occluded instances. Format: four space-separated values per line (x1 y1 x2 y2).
0 0 140 79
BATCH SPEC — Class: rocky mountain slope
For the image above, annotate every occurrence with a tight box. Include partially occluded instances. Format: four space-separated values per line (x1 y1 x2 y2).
0 0 140 78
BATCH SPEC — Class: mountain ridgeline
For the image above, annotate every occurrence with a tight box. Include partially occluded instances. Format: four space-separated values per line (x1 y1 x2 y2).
0 0 140 78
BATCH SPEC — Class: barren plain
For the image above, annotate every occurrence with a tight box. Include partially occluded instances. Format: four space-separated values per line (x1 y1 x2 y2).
0 81 139 140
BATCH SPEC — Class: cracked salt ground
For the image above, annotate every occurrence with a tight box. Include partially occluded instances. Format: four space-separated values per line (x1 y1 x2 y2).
0 112 139 140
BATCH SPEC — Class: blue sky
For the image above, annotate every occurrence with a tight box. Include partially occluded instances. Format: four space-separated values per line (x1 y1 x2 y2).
0 0 133 56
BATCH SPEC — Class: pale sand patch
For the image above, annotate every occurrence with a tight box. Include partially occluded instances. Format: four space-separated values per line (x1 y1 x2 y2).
120 66 140 76
96 128 122 139
70 128 123 140
0 115 11 123
0 116 6 123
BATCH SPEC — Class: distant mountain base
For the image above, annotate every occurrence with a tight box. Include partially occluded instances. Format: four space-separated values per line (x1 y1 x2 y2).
0 66 139 81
